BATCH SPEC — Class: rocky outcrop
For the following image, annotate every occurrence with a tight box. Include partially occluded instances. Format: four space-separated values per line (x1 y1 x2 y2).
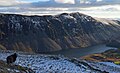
0 12 120 52
0 60 34 73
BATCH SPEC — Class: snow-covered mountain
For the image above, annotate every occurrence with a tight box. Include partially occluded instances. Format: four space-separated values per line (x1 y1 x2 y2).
0 12 120 52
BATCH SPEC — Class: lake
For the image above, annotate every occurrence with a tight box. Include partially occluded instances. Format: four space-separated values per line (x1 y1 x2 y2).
43 45 117 58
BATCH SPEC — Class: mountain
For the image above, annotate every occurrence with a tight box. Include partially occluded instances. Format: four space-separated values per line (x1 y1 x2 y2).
0 12 120 52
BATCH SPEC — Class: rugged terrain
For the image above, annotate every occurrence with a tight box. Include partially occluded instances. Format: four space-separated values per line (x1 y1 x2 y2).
0 12 120 52
106 39 120 48
0 60 34 73
82 49 120 63
0 50 120 73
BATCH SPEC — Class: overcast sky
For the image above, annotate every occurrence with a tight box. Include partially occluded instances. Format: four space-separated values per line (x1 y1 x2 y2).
0 0 120 18
0 0 75 6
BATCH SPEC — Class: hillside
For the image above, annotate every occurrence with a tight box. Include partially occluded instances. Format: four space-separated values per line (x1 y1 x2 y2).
0 12 120 52
0 60 34 73
0 50 120 73
82 49 120 62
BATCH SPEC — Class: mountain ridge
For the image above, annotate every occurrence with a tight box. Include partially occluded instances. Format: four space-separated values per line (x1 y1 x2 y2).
0 12 120 52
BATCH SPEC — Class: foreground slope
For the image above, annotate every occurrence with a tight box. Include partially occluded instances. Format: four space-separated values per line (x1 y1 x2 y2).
0 60 34 73
0 12 120 52
0 50 120 73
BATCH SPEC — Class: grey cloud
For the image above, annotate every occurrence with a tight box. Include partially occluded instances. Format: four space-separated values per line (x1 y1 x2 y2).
0 0 120 18
28 0 120 8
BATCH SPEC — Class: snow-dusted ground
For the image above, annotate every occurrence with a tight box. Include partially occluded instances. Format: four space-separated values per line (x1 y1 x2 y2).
84 61 120 73
0 50 120 73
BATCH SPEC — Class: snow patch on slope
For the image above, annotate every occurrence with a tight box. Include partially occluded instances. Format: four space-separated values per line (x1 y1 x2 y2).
86 61 120 73
0 50 120 73
0 51 94 73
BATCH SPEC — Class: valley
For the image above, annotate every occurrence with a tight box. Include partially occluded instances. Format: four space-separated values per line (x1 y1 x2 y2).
0 12 120 53
0 0 120 72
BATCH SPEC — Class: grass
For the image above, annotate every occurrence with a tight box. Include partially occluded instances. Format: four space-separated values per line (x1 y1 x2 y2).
114 61 120 65
82 49 120 64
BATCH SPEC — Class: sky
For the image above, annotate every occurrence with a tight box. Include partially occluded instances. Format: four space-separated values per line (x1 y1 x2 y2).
19 0 49 3
0 0 120 18
0 0 74 6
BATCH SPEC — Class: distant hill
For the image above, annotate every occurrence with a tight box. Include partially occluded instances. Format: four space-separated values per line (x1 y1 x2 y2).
0 12 120 52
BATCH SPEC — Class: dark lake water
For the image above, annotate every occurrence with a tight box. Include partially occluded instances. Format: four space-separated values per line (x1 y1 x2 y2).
43 45 117 58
